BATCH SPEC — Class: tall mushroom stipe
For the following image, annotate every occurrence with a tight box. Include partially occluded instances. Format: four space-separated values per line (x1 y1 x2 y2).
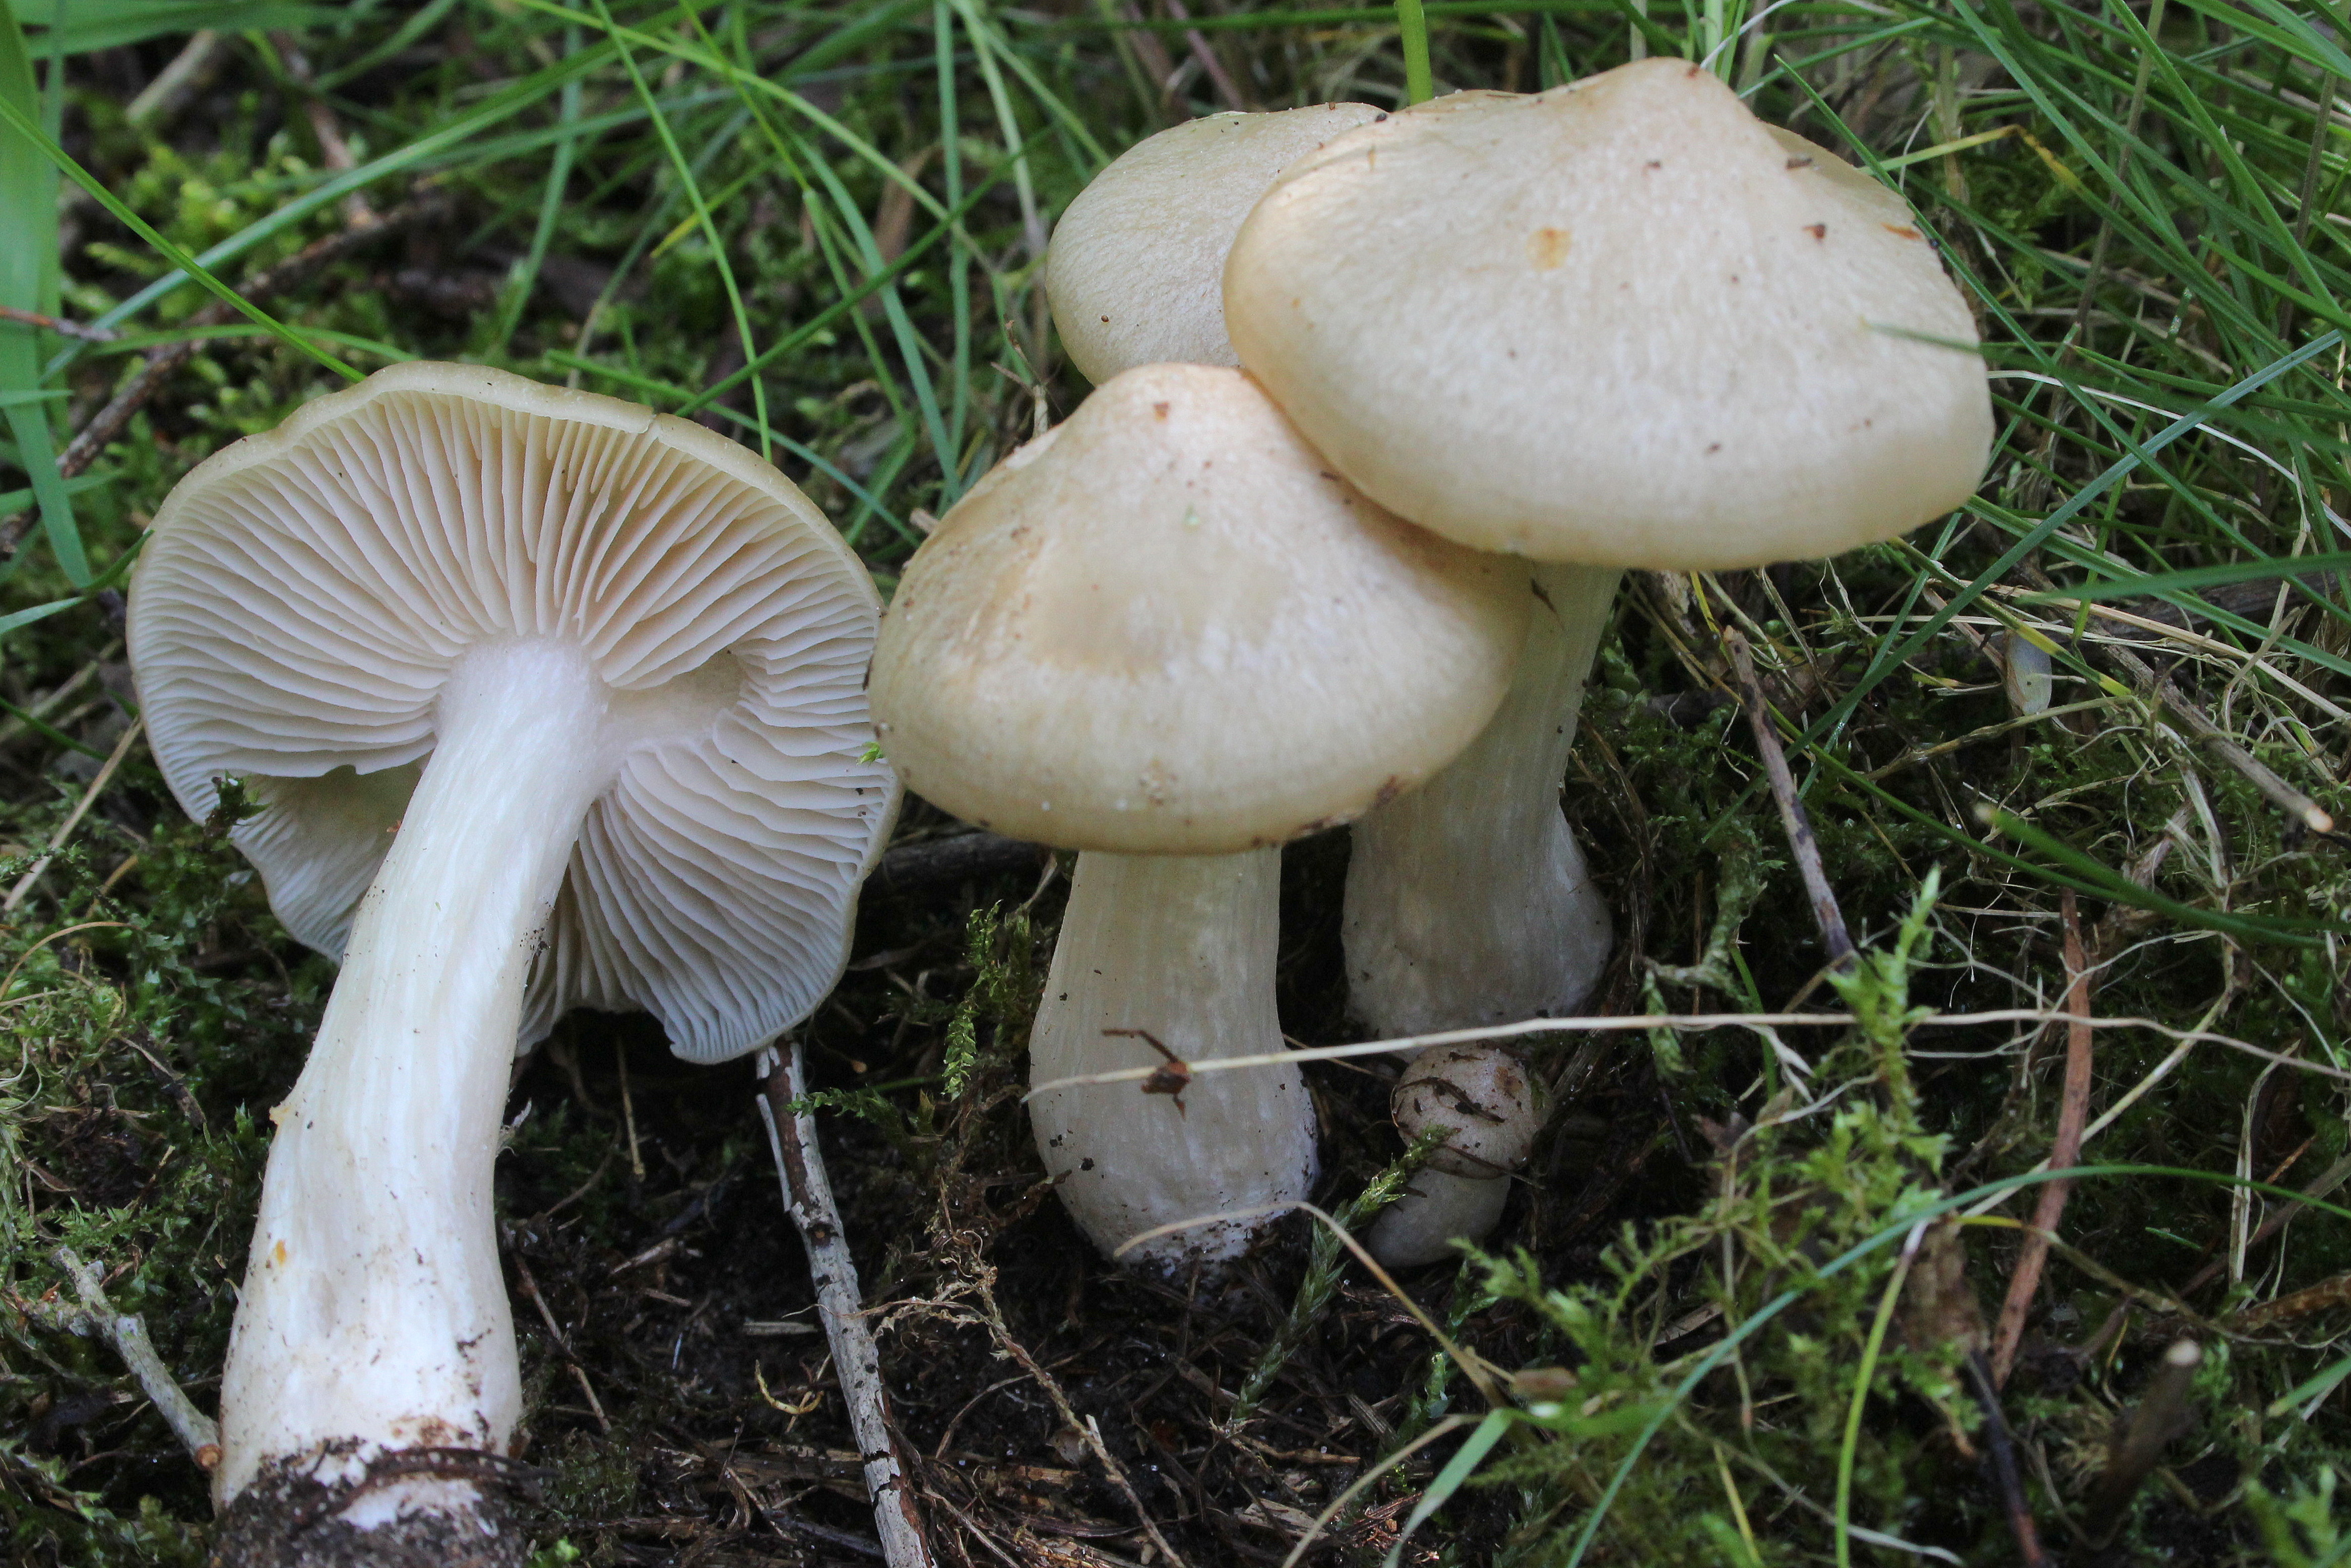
130 363 896 1563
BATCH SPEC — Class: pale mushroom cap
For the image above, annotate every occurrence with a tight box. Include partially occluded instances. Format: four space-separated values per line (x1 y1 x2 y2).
129 362 898 1062
1225 60 1993 568
1393 1044 1544 1178
869 363 1528 855
1047 103 1384 385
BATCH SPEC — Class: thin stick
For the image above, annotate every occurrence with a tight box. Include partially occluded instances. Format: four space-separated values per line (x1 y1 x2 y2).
33 1246 220 1469
4 718 145 914
0 304 116 343
1725 629 1854 968
1161 0 1249 110
1990 892 2096 1387
2080 1340 2201 1544
756 1044 936 1568
2153 673 2334 834
1961 1349 2049 1567
125 30 229 131
0 651 112 751
269 31 378 228
869 831 1048 895
2227 1270 2351 1333
2181 1146 2351 1298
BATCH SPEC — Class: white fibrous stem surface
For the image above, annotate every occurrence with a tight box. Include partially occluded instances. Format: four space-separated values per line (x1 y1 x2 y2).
1364 1170 1510 1269
1029 848 1315 1267
1343 562 1622 1037
1366 1042 1545 1269
216 642 626 1526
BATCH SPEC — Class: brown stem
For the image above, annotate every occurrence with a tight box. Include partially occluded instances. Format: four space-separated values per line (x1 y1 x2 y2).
1990 890 2096 1387
1161 0 1250 110
1962 1348 2050 1568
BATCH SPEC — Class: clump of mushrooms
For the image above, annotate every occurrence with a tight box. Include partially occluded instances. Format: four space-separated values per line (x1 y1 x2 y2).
869 362 1525 1267
1225 59 1992 1257
130 363 896 1563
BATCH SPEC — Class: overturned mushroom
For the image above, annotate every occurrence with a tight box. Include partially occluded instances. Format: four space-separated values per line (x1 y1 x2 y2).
130 363 895 1562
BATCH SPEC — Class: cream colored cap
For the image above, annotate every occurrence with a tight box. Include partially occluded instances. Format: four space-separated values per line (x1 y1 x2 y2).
129 362 898 1062
1047 103 1383 385
869 363 1528 854
1224 60 1992 569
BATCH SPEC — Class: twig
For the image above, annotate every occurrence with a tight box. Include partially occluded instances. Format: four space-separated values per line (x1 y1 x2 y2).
756 1044 936 1568
1724 630 1854 968
270 31 378 228
0 191 446 561
617 1043 644 1181
126 30 231 132
3 717 145 914
2225 1270 2351 1333
0 649 114 752
1990 891 2095 1387
0 305 117 343
1961 1348 2049 1568
32 1246 220 1469
1161 0 1250 110
2152 673 2334 834
2080 1339 2201 1545
869 831 1049 895
509 1250 611 1434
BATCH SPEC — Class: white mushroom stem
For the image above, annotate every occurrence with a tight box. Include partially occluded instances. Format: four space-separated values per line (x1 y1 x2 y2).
1342 562 1622 1036
217 640 619 1525
1363 1169 1511 1270
1029 848 1316 1268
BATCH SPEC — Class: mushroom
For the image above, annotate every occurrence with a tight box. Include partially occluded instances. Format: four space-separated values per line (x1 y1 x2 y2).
1364 1045 1545 1268
1045 102 1381 384
129 362 896 1560
868 362 1525 1266
1226 59 1991 1033
1224 59 1991 1256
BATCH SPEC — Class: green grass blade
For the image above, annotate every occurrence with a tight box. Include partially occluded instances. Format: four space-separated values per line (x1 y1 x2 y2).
1384 1408 1512 1567
0 0 79 586
1397 0 1434 101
